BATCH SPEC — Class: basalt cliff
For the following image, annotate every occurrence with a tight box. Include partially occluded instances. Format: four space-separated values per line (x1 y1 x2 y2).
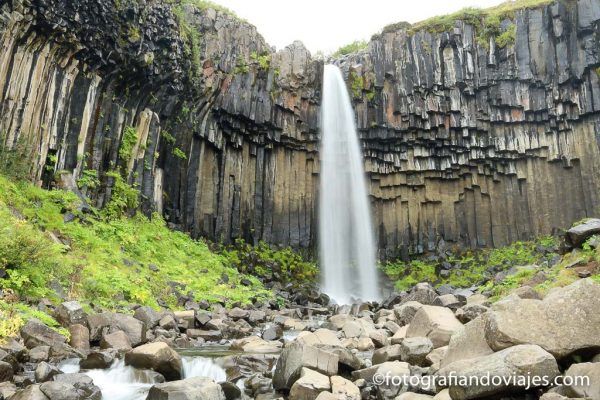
1 0 599 257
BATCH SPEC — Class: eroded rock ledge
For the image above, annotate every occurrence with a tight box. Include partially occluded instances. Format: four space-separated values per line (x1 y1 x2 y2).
0 0 599 257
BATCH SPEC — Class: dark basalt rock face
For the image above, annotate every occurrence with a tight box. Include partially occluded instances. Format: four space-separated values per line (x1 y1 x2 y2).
0 0 599 257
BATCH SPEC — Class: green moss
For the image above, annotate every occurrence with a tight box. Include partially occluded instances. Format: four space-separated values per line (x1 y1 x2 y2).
595 67 600 78
495 24 516 48
161 130 176 145
103 170 139 219
251 52 271 71
77 169 101 190
333 40 368 58
349 71 364 99
127 25 141 42
381 21 412 35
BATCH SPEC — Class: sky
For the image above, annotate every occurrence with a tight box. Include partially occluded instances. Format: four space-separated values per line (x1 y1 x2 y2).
213 0 508 54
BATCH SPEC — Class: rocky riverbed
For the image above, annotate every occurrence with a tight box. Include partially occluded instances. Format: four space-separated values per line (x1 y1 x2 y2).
1 221 600 400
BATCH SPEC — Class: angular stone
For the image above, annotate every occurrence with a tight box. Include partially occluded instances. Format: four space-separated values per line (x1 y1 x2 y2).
399 337 434 366
273 342 339 390
442 316 493 368
330 376 360 400
567 219 600 247
289 368 331 400
133 306 162 329
454 304 488 323
29 346 50 363
69 324 90 354
297 329 341 347
186 329 222 342
55 301 87 327
125 342 183 381
230 336 281 353
87 313 146 346
146 377 225 400
20 319 67 349
100 331 132 352
483 279 600 358
437 345 560 400
80 350 116 370
372 345 402 365
0 361 13 383
406 306 462 348
394 302 424 326
561 362 600 398
34 362 60 383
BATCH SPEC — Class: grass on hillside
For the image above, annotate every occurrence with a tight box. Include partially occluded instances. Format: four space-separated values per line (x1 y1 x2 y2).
0 173 275 340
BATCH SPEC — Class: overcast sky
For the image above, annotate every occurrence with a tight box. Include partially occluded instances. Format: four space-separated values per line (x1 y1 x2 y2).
213 0 507 54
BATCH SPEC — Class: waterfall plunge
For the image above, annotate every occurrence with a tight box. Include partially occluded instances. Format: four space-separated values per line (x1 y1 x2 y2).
319 64 380 304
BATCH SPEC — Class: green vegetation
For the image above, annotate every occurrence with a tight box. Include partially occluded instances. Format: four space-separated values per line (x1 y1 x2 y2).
0 174 273 324
172 147 187 160
595 67 600 78
333 40 368 58
349 71 364 99
250 52 271 71
161 130 177 145
222 240 318 286
382 236 560 292
118 126 138 164
0 139 33 181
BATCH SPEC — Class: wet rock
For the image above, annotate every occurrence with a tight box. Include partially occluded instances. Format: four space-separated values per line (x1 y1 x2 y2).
55 301 87 327
80 350 116 370
484 278 600 358
273 342 339 390
173 310 196 330
289 368 331 400
147 377 225 400
406 306 462 348
125 342 183 381
262 326 283 341
7 384 49 400
437 345 560 399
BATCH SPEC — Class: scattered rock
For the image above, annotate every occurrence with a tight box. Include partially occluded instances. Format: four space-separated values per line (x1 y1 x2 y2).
146 377 225 400
124 342 183 381
55 301 87 327
273 342 338 390
406 306 462 348
289 368 331 400
100 331 132 352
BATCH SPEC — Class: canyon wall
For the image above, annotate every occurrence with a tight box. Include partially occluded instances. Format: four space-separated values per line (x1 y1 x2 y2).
1 0 599 257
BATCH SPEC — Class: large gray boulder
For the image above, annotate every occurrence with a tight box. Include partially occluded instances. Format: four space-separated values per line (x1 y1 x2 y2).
561 362 600 398
146 377 225 400
87 313 146 346
133 306 162 329
39 380 101 400
406 306 462 348
399 337 434 366
124 342 182 381
0 361 13 383
483 278 600 358
273 342 338 390
567 219 600 247
441 316 493 368
437 345 560 399
20 319 67 349
7 384 49 400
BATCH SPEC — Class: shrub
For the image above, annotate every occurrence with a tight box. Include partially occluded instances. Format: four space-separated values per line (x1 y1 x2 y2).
333 40 368 57
118 126 138 163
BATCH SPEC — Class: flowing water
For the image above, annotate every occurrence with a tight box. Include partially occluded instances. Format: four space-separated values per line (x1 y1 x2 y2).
319 64 380 304
59 354 227 400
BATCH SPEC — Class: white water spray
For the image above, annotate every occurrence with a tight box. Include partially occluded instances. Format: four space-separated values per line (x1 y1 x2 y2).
319 64 380 304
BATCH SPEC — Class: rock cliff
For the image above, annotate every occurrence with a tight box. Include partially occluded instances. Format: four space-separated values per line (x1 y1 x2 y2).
1 0 599 257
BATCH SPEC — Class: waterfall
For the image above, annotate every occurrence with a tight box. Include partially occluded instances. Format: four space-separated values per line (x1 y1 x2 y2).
319 64 380 304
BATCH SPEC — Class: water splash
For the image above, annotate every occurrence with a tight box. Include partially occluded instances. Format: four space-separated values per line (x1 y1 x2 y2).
319 64 380 304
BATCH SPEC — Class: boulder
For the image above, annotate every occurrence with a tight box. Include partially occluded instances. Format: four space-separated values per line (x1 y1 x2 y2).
330 376 360 400
406 306 462 348
394 302 424 326
20 319 67 349
133 306 162 329
567 219 600 247
434 294 460 309
402 283 437 305
372 345 402 365
186 330 222 342
228 308 249 320
391 326 408 345
69 324 90 354
80 351 116 370
441 316 493 368
262 325 283 341
341 337 374 351
7 384 49 400
432 389 451 400
173 310 196 330
159 315 178 331
124 342 182 381
328 315 353 330
373 361 411 399
100 330 132 352
426 346 447 373
87 313 146 346
230 336 281 353
289 368 331 400
49 373 102 399
273 342 338 390
399 337 434 366
561 362 600 398
483 278 600 358
454 304 488 323
146 377 225 400
437 345 560 400
55 301 87 327
0 382 16 399
297 329 341 347
29 346 50 363
34 362 60 382
0 361 12 383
